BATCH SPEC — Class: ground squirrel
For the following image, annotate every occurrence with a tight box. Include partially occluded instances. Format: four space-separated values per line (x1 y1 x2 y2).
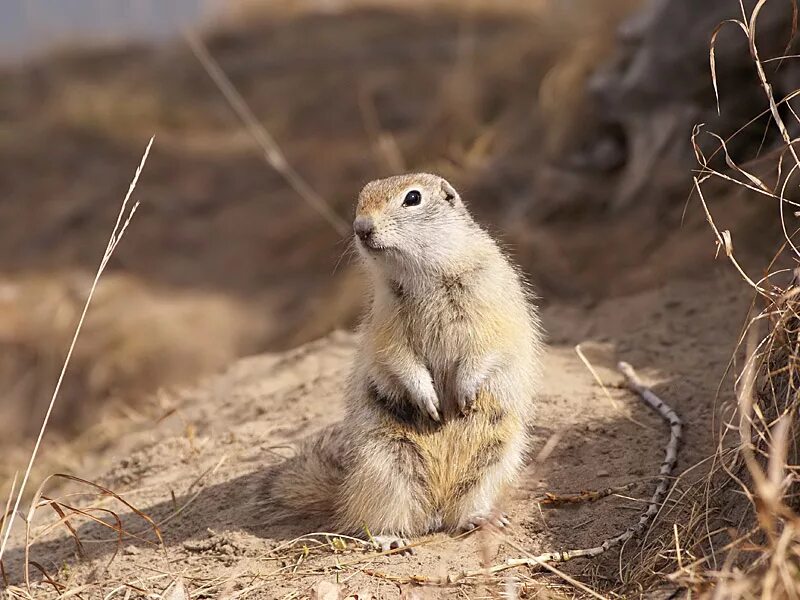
262 173 543 551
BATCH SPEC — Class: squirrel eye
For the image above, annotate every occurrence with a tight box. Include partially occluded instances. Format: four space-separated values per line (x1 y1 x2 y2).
402 190 422 207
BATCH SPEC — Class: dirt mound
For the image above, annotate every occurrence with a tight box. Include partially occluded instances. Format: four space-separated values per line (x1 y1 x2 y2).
2 274 749 597
0 271 267 489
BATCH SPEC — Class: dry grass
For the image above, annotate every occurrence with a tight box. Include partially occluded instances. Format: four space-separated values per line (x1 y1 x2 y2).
182 29 350 237
618 1 800 597
7 2 792 598
0 136 154 584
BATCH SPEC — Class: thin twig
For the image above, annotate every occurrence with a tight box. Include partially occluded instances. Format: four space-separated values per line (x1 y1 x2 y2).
488 362 681 564
365 361 682 590
536 481 640 507
183 29 349 237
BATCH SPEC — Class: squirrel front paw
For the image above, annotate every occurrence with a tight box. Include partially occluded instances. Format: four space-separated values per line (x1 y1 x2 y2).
409 376 441 422
455 374 484 414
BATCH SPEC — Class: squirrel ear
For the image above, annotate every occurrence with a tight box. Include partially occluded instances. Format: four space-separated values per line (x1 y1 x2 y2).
441 179 460 206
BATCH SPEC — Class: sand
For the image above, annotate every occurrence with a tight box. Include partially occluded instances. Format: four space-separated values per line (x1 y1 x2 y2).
1 274 749 598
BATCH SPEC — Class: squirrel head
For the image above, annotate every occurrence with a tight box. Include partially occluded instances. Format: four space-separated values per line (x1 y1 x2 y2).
353 173 473 276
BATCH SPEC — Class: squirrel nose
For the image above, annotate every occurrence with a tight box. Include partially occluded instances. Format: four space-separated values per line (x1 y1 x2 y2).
353 215 374 241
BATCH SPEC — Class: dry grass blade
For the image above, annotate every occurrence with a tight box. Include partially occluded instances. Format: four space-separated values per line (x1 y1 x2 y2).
0 136 154 565
574 344 622 411
152 456 227 528
40 497 85 559
23 449 166 588
183 29 349 237
82 456 228 546
0 472 19 550
35 500 131 575
33 474 165 547
704 129 772 193
27 561 64 595
693 175 772 296
575 343 648 429
709 19 749 116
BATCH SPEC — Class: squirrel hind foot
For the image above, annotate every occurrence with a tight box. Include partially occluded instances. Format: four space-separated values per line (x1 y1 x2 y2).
459 510 510 533
371 535 414 555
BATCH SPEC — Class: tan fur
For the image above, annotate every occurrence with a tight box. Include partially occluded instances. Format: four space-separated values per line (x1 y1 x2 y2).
259 173 543 542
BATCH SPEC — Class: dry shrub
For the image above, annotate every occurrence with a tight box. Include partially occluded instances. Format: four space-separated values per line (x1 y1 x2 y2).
710 274 800 598
631 1 800 597
661 280 800 598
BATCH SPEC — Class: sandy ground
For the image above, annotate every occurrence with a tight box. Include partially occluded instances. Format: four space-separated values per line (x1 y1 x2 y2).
2 273 749 598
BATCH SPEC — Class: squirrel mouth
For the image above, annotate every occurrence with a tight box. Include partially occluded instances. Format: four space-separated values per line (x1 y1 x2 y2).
359 238 387 252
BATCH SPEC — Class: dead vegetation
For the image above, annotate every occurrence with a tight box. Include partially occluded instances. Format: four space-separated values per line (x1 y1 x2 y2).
5 0 800 598
613 1 800 596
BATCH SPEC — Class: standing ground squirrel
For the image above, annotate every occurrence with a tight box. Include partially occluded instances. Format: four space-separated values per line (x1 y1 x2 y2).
260 173 544 551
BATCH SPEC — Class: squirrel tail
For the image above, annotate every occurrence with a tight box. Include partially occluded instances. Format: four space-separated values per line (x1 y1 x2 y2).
252 424 349 525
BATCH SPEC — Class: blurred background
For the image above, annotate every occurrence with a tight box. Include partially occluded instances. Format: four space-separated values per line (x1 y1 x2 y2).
1 0 796 485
